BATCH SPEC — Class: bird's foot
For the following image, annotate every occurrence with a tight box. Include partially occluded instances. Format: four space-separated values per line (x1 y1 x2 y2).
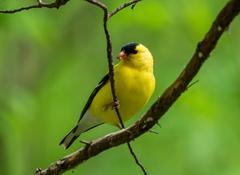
103 100 120 111
112 100 120 110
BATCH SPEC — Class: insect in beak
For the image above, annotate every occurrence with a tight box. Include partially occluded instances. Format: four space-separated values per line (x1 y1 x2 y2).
117 51 128 61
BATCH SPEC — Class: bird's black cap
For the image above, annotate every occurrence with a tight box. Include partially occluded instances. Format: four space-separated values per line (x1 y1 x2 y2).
121 42 139 55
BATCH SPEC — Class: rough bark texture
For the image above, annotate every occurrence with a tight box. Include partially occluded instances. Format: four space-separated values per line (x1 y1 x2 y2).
0 0 70 13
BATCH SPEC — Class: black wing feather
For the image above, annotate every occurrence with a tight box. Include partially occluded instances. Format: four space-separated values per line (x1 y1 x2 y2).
78 74 109 122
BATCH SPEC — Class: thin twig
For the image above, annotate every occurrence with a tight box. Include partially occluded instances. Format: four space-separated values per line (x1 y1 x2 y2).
127 142 147 175
0 0 70 14
108 0 141 18
187 79 199 90
34 0 240 174
86 0 107 10
86 0 146 174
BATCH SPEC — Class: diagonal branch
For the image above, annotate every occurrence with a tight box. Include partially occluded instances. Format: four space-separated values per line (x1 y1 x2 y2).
34 0 240 174
0 0 70 14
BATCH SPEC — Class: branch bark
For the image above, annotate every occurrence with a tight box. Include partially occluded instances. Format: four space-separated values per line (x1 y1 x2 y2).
0 0 70 14
32 0 240 174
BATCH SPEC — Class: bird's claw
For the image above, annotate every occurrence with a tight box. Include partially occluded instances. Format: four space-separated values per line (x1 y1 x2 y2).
112 100 120 110
103 100 120 111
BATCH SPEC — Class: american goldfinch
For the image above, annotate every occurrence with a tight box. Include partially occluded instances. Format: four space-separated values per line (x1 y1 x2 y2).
60 42 155 149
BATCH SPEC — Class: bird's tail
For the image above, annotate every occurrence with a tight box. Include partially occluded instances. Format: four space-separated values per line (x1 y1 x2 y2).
59 125 80 149
59 111 103 149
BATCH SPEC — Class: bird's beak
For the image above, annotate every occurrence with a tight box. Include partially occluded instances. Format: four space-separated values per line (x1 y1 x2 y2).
117 51 128 61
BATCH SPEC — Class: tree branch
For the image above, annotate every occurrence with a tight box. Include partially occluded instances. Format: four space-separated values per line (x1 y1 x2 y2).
108 0 141 18
0 0 70 14
33 0 240 174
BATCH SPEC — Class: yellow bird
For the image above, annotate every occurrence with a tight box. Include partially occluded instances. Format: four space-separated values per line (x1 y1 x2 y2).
60 42 155 149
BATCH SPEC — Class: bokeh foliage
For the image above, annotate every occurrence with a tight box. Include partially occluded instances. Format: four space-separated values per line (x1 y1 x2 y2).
0 0 240 175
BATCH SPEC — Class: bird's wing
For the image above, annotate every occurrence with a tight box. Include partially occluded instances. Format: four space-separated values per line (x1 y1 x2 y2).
78 73 109 122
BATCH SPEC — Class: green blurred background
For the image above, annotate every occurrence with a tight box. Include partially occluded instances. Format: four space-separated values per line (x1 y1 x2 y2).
0 0 240 174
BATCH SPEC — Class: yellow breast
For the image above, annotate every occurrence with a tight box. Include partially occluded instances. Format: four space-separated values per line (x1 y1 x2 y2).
89 64 155 125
